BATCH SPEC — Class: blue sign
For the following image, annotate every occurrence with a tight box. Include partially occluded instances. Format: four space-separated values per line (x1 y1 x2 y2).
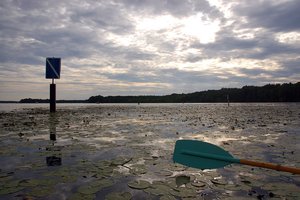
46 58 61 79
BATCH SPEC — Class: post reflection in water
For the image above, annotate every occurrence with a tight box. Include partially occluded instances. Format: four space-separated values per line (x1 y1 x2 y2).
46 113 62 166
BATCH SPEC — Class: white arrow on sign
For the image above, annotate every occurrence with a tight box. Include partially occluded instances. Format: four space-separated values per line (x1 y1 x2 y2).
46 58 60 78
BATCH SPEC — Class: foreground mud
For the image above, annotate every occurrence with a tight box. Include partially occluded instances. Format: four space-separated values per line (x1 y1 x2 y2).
0 103 299 199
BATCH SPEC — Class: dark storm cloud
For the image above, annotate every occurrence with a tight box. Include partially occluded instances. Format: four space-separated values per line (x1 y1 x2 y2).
233 0 300 31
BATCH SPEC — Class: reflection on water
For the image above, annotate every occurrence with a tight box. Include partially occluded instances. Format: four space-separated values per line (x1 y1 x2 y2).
46 156 61 166
0 103 99 112
46 113 61 167
49 113 57 142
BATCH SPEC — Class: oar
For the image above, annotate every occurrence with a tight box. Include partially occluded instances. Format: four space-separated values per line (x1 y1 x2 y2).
173 140 300 174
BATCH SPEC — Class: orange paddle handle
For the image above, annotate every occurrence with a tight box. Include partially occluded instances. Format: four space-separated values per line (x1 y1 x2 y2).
240 159 300 174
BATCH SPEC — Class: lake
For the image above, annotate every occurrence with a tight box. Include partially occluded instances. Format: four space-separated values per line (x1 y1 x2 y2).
0 103 299 199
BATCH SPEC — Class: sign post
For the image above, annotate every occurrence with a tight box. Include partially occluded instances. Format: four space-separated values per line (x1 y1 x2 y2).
46 58 61 113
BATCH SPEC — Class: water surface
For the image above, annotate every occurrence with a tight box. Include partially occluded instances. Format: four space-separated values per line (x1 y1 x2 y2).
0 103 299 199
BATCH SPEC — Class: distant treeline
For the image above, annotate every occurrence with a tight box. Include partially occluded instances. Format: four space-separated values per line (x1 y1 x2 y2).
88 82 300 103
18 82 300 103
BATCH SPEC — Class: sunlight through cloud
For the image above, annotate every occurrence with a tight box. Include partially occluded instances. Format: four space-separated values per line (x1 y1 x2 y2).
182 13 220 44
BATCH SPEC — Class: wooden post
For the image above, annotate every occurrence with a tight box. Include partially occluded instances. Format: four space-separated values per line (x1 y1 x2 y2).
50 79 56 112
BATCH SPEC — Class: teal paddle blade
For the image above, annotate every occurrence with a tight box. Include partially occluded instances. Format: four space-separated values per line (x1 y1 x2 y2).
173 140 240 170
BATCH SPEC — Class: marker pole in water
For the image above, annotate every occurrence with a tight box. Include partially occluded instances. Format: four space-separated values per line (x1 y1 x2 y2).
46 57 61 113
50 78 56 113
227 94 230 107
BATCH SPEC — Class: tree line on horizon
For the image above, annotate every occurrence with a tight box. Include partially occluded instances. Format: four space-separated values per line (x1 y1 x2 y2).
88 82 300 103
18 82 300 103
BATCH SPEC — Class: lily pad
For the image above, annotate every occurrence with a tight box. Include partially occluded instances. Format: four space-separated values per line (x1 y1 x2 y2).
111 157 132 166
129 164 147 175
221 183 251 191
169 187 197 198
141 181 173 196
262 182 300 197
77 178 114 195
0 174 13 183
105 191 132 200
101 167 114 177
0 186 24 195
191 181 206 188
128 180 150 189
97 160 114 169
18 179 40 187
168 164 186 171
67 193 96 200
62 175 78 183
160 195 177 200
224 197 254 200
238 175 264 187
3 180 20 188
144 187 167 196
77 185 101 195
28 186 53 197
158 170 173 177
176 175 190 187
90 179 114 188
211 178 227 185
263 182 299 191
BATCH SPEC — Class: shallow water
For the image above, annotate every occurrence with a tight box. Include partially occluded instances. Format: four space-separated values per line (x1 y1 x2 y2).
0 103 299 199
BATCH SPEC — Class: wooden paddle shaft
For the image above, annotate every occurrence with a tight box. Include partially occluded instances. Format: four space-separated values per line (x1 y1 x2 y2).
240 159 300 174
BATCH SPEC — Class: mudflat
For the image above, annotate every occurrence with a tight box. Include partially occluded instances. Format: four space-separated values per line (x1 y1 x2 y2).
0 103 299 199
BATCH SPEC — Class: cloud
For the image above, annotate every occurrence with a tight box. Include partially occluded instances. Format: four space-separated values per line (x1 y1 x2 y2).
233 0 300 31
0 0 299 100
119 0 222 19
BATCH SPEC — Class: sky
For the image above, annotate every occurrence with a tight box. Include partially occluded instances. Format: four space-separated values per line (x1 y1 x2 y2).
0 0 299 100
